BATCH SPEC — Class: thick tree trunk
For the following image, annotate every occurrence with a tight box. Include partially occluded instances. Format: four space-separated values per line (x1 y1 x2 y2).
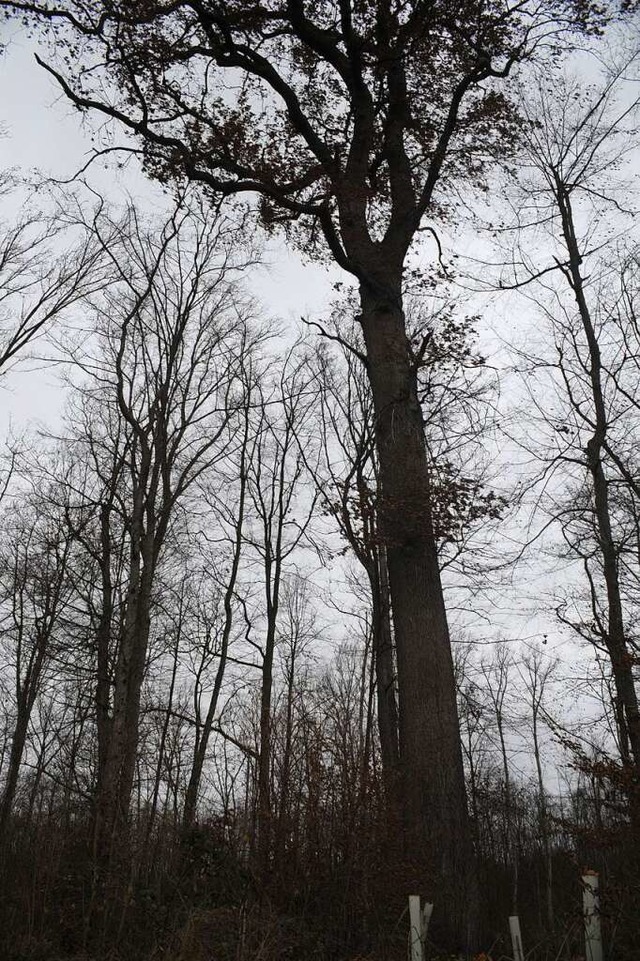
359 280 478 950
368 547 400 781
93 545 153 870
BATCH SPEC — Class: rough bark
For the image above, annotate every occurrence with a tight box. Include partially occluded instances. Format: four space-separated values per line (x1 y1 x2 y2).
94 532 154 867
359 279 478 950
368 546 400 781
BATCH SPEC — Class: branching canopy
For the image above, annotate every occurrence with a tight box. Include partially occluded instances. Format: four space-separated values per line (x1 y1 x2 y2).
2 0 612 283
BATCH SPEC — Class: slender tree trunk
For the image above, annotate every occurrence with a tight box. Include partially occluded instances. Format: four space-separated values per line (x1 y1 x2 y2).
532 704 553 929
183 628 233 830
359 279 477 950
0 639 48 841
257 604 276 876
26 716 50 828
92 502 114 865
94 504 113 807
461 701 481 848
496 705 518 914
274 634 298 871
183 449 247 831
558 184 640 771
147 620 181 843
0 705 31 838
588 446 640 767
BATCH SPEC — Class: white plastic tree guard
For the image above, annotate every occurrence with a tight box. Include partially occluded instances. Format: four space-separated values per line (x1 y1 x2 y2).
508 915 525 961
408 895 433 961
408 895 423 961
582 871 603 961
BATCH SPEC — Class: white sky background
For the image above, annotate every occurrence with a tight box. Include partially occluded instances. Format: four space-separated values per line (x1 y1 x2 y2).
1 19 635 776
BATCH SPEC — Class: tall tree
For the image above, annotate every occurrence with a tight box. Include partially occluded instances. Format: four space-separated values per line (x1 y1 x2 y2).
481 645 519 914
244 355 318 876
62 199 258 888
308 304 498 794
182 356 255 831
520 646 557 930
502 57 640 778
310 330 400 783
0 0 611 944
0 490 75 839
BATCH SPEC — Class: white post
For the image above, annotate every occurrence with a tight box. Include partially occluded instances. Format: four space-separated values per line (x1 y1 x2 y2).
508 915 525 961
409 895 424 961
583 871 603 961
421 901 434 944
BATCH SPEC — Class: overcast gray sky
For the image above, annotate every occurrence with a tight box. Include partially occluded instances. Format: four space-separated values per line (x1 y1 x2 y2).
0 29 340 434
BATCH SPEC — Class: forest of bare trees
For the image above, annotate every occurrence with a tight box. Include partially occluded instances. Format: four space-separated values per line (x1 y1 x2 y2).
0 1 639 959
